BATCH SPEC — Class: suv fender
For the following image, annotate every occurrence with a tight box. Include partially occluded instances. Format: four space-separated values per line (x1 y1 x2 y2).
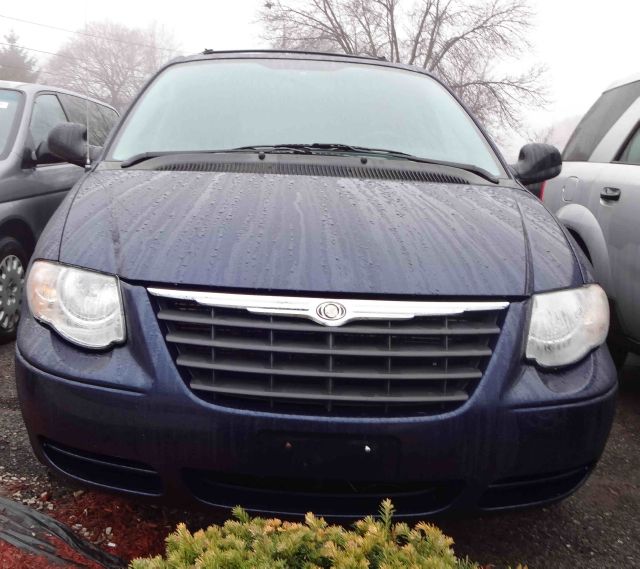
555 203 612 293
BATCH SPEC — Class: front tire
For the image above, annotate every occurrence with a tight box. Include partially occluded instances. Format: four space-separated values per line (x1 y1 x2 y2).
0 237 28 344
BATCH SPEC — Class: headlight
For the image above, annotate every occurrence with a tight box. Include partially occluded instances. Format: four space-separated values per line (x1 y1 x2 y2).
26 261 125 349
526 284 609 367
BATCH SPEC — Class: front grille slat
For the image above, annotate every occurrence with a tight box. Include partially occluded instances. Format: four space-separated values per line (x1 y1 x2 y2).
176 355 483 381
152 293 506 417
189 380 469 404
158 310 500 336
166 332 492 358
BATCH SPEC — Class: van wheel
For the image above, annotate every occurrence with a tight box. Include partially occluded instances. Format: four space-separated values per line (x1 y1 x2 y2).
0 237 28 344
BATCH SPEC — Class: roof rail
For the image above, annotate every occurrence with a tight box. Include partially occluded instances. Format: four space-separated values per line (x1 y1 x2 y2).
200 48 386 62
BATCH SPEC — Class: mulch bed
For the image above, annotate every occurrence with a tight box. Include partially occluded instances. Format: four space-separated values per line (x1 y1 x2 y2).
1 481 171 566
0 538 111 569
0 540 60 569
47 491 173 562
0 540 61 569
1 476 219 567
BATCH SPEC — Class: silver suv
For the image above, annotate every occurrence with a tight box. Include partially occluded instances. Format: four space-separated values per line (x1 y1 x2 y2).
543 75 640 367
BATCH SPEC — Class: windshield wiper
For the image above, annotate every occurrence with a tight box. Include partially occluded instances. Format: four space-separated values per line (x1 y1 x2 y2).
235 144 500 183
120 151 193 168
323 145 499 183
364 148 500 184
120 146 314 168
233 144 314 154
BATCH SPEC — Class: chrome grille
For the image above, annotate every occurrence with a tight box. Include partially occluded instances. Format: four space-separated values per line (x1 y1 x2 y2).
150 290 507 417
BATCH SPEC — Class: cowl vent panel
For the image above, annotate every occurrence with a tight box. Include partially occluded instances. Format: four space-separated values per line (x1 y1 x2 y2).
155 161 468 185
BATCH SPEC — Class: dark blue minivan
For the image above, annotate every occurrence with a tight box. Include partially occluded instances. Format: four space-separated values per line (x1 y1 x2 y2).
15 51 617 518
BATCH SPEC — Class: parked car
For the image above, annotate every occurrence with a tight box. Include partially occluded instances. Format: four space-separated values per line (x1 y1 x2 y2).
16 51 616 519
543 75 640 367
0 81 118 342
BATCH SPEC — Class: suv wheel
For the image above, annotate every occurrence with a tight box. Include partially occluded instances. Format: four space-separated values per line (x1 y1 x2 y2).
0 237 28 344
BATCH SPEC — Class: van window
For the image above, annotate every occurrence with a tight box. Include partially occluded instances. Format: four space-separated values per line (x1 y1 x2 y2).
564 81 640 162
99 106 119 133
59 94 119 146
0 89 23 159
92 104 118 146
58 94 86 124
29 94 68 159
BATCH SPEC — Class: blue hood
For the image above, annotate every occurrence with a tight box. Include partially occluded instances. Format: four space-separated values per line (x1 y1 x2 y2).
55 169 582 296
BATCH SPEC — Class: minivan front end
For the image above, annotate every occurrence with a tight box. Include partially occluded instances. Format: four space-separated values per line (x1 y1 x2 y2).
15 277 617 517
15 52 618 518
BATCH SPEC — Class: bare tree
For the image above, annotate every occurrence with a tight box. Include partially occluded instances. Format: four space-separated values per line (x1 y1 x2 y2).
41 21 179 111
524 114 582 151
260 0 545 132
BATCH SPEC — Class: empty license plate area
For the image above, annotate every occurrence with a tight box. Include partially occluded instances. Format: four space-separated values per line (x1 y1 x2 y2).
255 432 401 481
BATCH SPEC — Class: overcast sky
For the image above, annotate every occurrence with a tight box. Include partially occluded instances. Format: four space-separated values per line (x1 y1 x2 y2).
1 0 637 158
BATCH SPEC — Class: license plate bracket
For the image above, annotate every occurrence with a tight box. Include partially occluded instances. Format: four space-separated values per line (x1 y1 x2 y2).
255 432 400 479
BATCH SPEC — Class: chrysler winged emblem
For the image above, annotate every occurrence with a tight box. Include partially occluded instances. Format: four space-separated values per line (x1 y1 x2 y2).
316 301 347 322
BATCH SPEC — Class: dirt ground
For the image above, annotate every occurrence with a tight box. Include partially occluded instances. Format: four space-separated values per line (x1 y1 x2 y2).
1 341 638 568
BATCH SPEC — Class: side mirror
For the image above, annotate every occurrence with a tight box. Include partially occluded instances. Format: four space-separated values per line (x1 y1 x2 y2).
512 143 562 186
34 138 62 165
47 122 102 167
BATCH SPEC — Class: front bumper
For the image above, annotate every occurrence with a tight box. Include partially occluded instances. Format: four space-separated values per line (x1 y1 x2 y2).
15 284 618 519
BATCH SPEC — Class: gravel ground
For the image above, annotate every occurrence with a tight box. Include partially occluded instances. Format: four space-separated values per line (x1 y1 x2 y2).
1 341 638 568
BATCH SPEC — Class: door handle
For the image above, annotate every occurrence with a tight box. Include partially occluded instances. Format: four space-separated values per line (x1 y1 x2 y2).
600 187 621 201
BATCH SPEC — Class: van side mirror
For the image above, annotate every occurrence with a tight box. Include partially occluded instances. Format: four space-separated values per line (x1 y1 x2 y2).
512 143 562 186
47 122 102 167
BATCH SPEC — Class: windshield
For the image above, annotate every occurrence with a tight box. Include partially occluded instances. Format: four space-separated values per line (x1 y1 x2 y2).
0 89 23 160
110 58 503 177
